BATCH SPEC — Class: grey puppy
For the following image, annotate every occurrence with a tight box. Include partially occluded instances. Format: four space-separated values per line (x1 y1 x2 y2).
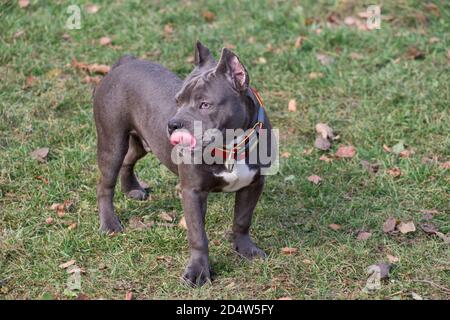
93 41 274 286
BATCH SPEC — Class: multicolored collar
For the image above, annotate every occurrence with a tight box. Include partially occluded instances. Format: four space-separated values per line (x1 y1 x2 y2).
212 87 266 167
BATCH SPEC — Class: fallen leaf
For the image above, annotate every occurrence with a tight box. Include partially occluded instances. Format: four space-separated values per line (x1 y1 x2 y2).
386 254 399 264
159 212 175 222
397 221 416 234
387 167 402 178
367 263 391 279
383 217 398 233
419 222 438 235
45 217 54 225
429 37 440 44
62 33 72 41
307 175 322 184
424 3 440 17
302 259 312 264
319 155 333 163
128 216 154 230
316 53 334 65
85 4 99 14
399 149 414 158
30 147 49 163
201 10 216 22
86 63 110 75
14 30 25 38
294 36 305 49
357 231 372 240
278 297 293 300
440 161 450 169
24 75 37 89
288 99 297 112
405 46 425 60
308 72 324 80
59 259 76 269
344 16 357 26
411 292 423 300
281 247 298 255
185 55 195 64
35 175 49 184
76 294 89 300
329 223 341 231
258 57 267 64
303 148 313 155
99 36 111 46
281 151 291 158
124 291 133 300
335 145 356 158
68 223 77 230
350 52 364 60
315 123 334 140
314 137 331 151
178 216 187 230
383 144 392 153
67 265 85 274
18 0 29 8
82 75 101 85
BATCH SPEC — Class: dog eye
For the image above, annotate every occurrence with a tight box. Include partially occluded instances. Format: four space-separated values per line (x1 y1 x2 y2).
199 102 212 109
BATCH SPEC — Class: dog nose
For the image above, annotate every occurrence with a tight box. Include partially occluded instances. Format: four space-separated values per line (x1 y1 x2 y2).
167 120 184 135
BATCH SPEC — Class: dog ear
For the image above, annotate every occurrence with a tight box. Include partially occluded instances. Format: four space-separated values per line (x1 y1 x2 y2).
215 47 249 92
194 41 213 67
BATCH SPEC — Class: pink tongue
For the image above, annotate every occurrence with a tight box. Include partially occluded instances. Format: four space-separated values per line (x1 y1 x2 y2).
170 131 196 149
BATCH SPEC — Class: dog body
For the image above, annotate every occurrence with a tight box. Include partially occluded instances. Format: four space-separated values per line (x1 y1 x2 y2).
93 42 272 286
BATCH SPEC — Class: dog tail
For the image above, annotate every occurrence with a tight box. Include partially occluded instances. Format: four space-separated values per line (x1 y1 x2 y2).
111 54 137 70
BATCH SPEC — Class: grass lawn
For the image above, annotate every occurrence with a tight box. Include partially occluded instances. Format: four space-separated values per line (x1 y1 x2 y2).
0 0 449 300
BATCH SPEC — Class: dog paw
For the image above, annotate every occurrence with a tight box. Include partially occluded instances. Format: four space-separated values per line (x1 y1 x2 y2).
126 189 149 201
99 217 124 234
181 259 211 287
233 235 267 260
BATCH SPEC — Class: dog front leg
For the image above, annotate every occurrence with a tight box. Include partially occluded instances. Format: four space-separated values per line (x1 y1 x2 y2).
180 188 210 287
232 176 266 259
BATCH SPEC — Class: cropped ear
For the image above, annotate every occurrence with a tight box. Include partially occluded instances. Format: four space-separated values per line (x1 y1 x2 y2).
214 47 249 92
194 40 213 67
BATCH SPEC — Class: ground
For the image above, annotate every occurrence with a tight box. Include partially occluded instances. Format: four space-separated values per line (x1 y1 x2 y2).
0 0 449 300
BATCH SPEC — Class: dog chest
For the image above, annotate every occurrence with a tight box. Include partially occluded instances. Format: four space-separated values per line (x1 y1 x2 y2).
214 164 257 192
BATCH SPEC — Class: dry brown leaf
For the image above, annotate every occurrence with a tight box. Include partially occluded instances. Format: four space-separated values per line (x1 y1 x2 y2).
399 149 414 158
419 222 438 235
357 231 372 240
386 254 399 264
316 53 334 65
258 57 267 64
14 30 25 38
307 175 322 184
278 297 293 300
405 46 425 60
314 137 331 151
83 75 101 85
383 217 397 233
85 4 99 14
288 99 297 112
159 212 175 222
335 145 356 158
397 221 416 234
281 151 291 158
45 217 54 225
387 167 402 178
281 247 298 255
30 147 49 163
429 37 440 44
35 175 49 184
315 123 334 140
124 291 133 300
59 259 76 269
178 216 188 230
87 63 110 75
319 155 333 163
24 75 37 89
440 161 450 169
67 265 85 274
68 223 77 230
383 144 392 153
329 223 341 231
303 148 313 155
128 216 153 230
18 0 29 8
425 3 440 17
350 52 364 60
361 160 380 174
99 36 112 46
294 36 305 49
201 10 216 22
308 72 324 80
302 259 312 264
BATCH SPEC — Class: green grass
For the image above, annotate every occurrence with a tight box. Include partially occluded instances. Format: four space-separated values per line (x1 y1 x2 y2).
1 0 449 300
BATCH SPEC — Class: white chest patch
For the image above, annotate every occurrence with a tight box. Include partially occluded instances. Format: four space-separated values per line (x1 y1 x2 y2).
215 163 257 192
